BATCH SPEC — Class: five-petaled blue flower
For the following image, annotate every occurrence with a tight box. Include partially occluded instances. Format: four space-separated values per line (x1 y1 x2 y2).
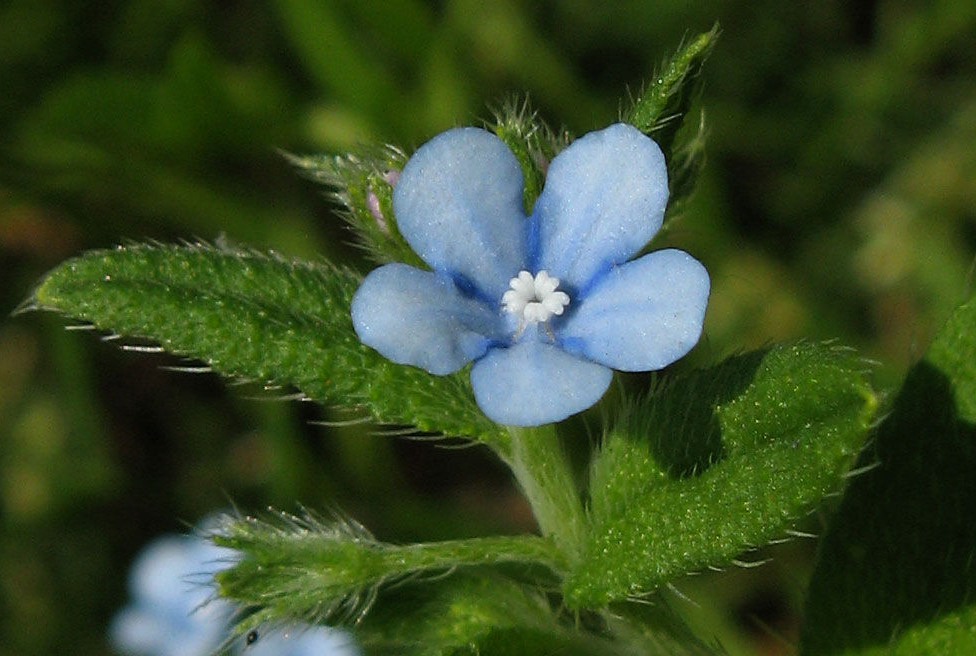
352 123 709 426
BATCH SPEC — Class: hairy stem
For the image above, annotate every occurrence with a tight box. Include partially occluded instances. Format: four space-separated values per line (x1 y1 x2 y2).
506 425 587 562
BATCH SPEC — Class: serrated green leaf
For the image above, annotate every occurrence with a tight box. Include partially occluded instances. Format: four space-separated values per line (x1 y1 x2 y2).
27 243 506 448
800 297 976 655
564 343 876 608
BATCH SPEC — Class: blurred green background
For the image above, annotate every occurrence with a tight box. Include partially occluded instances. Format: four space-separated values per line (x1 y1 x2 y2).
2 1 975 654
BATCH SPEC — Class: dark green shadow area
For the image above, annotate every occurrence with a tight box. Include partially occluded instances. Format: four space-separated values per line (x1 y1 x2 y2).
646 349 766 479
802 359 976 654
573 343 873 608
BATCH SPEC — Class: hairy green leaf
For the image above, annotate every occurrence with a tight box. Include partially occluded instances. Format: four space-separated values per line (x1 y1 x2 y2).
800 296 976 655
27 243 506 448
564 343 876 608
211 511 564 632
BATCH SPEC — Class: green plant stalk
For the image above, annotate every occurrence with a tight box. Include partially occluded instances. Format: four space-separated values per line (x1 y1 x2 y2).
506 425 587 562
214 530 571 628
377 534 569 573
217 531 570 576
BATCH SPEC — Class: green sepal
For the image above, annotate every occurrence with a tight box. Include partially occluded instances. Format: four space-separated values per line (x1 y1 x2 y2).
285 146 425 268
27 243 505 447
625 24 719 153
800 296 976 655
626 25 718 228
489 97 567 213
564 342 876 608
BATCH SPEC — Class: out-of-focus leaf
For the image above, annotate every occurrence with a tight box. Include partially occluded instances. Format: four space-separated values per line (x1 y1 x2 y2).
273 0 398 127
800 296 976 655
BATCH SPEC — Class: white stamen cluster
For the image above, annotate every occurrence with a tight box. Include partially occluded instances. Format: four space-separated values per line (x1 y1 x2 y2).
501 270 570 325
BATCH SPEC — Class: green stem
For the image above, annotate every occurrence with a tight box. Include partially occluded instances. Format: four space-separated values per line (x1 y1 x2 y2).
505 425 587 562
379 535 569 573
215 531 569 609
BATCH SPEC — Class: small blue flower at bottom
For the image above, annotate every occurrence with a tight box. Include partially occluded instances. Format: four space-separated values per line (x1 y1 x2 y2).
244 627 360 656
109 528 237 656
110 519 359 656
352 123 710 426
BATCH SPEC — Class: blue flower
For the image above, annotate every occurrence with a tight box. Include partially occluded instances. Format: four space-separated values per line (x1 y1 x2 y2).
110 519 360 656
351 123 709 426
244 626 361 656
109 526 237 656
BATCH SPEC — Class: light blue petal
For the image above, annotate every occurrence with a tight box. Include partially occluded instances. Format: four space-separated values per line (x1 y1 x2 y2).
393 127 527 300
129 533 235 607
352 263 501 375
470 334 612 426
129 537 208 606
245 626 361 656
109 606 226 656
531 123 669 293
559 249 709 371
109 607 168 655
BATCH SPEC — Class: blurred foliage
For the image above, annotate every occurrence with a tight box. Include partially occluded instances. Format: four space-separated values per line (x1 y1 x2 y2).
801 295 976 654
1 1 975 655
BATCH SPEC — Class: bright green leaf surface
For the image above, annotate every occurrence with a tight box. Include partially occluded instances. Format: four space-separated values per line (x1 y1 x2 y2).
28 243 505 448
565 343 876 608
800 297 976 655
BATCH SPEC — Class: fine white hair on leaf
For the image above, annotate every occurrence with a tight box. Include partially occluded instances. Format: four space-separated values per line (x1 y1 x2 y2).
784 528 818 539
842 460 881 479
121 344 166 353
160 365 213 373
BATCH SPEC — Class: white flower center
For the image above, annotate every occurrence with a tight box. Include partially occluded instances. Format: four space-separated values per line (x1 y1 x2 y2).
501 270 570 328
